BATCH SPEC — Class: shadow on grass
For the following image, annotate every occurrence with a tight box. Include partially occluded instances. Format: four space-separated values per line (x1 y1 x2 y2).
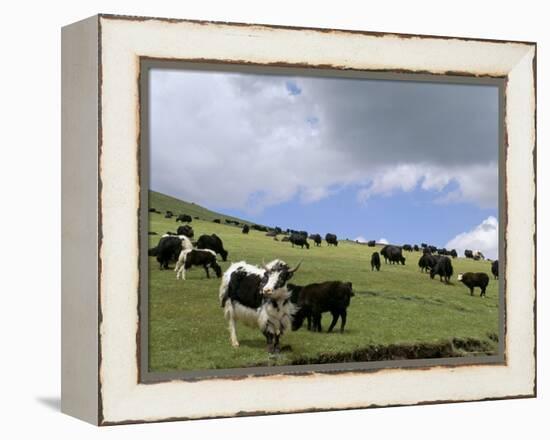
238 339 268 349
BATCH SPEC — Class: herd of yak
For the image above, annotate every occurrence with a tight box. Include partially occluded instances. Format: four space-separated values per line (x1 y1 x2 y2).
148 207 499 353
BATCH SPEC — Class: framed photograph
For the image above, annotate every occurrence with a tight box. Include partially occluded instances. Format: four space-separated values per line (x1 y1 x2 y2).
61 14 536 425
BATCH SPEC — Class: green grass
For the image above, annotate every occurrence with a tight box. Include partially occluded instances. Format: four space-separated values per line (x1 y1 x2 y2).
148 191 500 372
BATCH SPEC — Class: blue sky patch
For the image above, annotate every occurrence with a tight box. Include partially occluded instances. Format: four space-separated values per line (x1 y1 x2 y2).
285 80 302 96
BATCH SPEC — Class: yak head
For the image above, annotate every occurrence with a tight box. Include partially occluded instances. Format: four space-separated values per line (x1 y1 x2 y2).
212 261 223 278
259 259 301 296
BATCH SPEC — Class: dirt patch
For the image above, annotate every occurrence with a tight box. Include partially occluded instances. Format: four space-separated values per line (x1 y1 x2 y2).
290 338 496 365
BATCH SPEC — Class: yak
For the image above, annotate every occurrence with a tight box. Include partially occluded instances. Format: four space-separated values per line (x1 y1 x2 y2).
196 234 228 261
219 259 301 352
289 233 310 249
491 260 499 279
371 252 381 271
325 233 338 246
288 281 354 333
458 272 490 297
430 256 453 283
381 245 405 265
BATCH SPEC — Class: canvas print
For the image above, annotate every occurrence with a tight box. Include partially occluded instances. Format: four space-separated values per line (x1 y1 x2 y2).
145 66 501 373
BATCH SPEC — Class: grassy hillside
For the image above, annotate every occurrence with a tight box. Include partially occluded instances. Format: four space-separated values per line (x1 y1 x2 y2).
147 192 500 372
149 190 254 225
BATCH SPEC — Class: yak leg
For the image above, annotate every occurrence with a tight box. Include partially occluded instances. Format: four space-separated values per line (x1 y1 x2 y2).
340 310 347 333
225 303 239 347
174 253 184 278
313 312 323 332
175 260 186 280
470 287 474 296
265 332 275 353
306 314 312 331
327 312 339 333
273 334 281 353
480 286 486 297
203 265 210 278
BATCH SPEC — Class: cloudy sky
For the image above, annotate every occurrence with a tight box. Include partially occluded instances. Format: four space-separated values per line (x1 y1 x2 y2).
149 68 500 258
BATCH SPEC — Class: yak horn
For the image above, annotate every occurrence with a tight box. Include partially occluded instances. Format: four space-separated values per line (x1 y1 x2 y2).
289 260 303 273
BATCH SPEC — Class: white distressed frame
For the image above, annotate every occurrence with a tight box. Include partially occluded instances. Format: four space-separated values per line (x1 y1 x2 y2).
63 14 536 425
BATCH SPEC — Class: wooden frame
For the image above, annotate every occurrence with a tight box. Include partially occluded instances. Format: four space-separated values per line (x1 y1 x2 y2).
61 14 536 425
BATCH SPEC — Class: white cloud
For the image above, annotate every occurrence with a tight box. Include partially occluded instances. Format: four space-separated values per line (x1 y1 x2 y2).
354 236 368 243
378 238 389 245
150 70 498 213
357 164 425 202
357 163 497 208
445 216 498 260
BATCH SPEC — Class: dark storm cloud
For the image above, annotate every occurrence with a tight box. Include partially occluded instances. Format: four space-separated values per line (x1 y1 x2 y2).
309 78 498 166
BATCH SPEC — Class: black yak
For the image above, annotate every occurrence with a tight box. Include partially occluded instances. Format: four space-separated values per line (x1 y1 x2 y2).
381 245 405 265
491 260 499 280
196 234 228 261
288 281 354 333
458 272 490 297
176 224 194 238
430 256 453 283
310 234 322 246
289 233 310 249
418 254 439 273
325 233 338 246
371 252 381 271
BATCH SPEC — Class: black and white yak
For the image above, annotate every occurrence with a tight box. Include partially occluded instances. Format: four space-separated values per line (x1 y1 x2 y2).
155 234 193 270
219 259 301 353
175 249 222 280
473 250 485 261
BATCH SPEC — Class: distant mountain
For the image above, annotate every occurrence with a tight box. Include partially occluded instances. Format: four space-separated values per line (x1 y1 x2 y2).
149 190 254 225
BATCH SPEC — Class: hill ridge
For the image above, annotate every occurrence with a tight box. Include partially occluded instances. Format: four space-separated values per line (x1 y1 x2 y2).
149 190 254 226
